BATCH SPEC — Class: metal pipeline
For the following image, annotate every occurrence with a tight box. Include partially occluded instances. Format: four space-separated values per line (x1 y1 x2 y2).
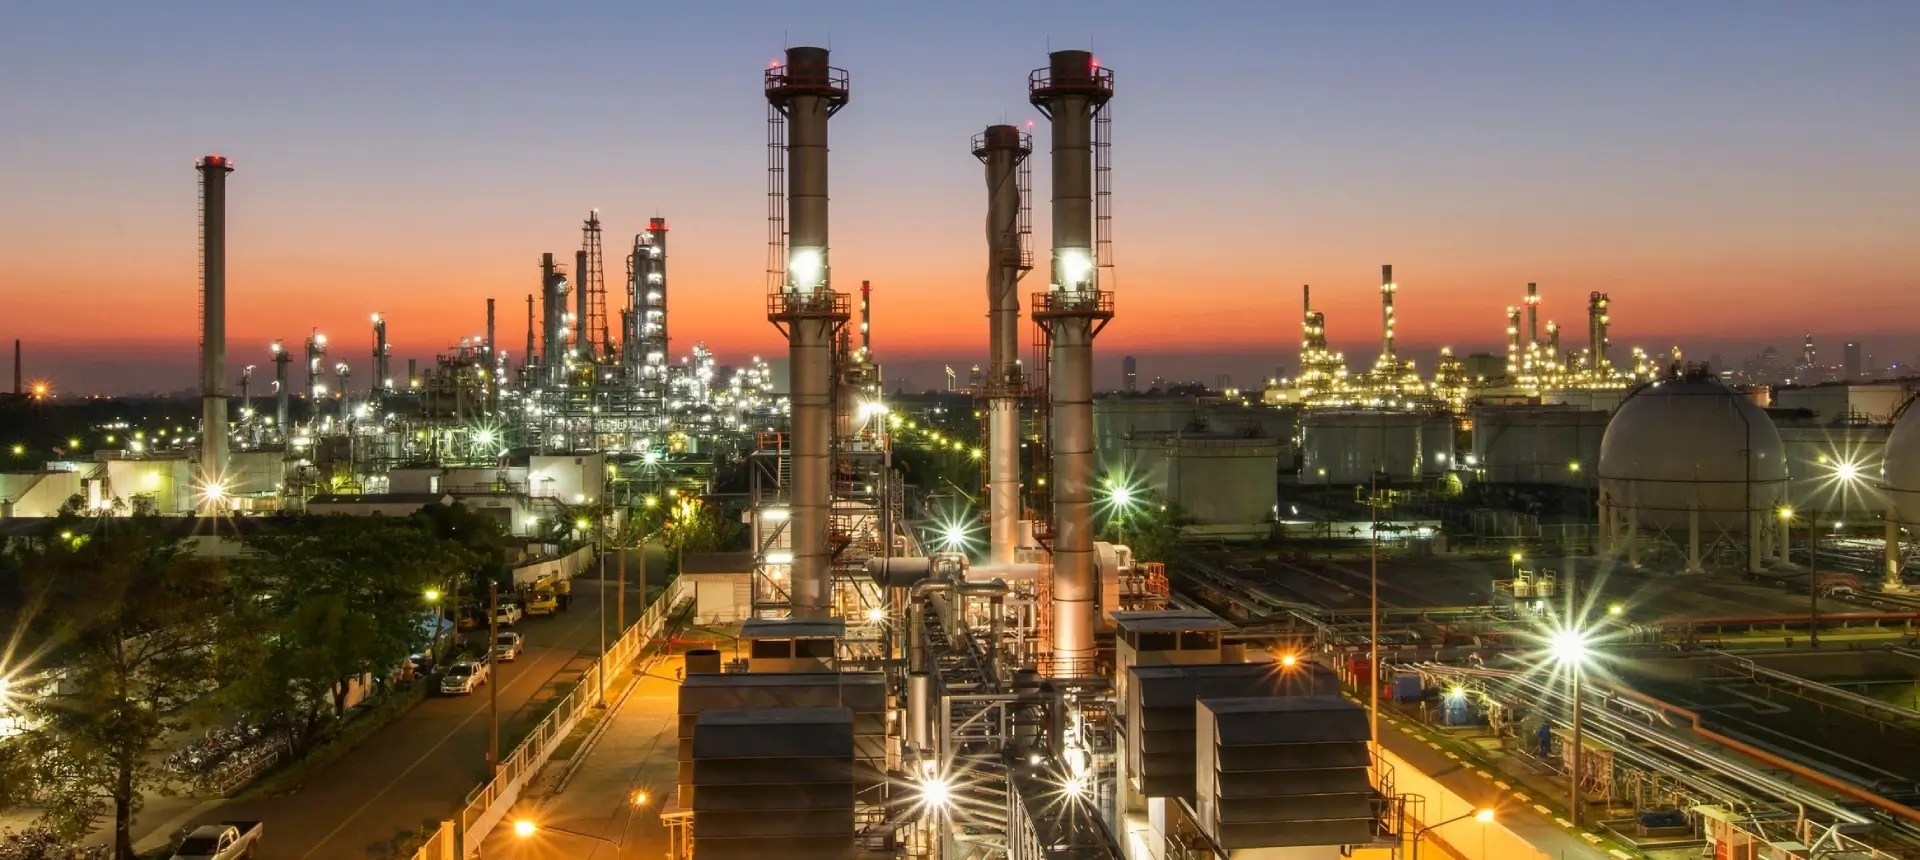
196 156 233 493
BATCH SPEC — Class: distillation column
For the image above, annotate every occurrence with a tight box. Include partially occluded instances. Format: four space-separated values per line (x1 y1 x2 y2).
271 341 290 433
766 46 851 618
196 156 233 497
636 219 670 429
1379 263 1397 362
975 125 1032 566
1525 282 1540 348
371 312 390 395
1031 50 1114 676
1589 291 1611 373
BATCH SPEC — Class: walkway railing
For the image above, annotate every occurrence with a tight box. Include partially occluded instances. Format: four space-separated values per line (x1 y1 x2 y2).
456 574 691 857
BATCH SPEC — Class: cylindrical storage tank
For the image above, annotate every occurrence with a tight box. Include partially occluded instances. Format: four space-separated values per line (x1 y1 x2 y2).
1882 401 1920 526
1419 416 1456 477
1164 434 1280 534
1598 375 1787 535
1300 411 1423 486
1095 396 1199 465
906 671 932 751
1471 406 1611 487
685 648 723 675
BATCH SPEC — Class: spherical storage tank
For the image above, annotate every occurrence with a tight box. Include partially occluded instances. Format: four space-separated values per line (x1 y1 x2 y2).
1301 411 1424 485
1881 397 1920 526
1597 374 1786 534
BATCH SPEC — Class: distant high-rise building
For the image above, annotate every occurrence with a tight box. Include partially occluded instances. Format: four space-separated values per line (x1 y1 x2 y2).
1844 342 1862 381
1215 374 1232 392
967 364 983 392
1801 334 1816 369
1123 356 1137 393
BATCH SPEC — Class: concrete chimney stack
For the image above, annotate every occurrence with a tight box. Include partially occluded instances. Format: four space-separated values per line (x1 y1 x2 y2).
196 155 234 500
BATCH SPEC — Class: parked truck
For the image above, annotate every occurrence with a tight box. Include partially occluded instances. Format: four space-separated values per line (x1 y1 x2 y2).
170 822 263 860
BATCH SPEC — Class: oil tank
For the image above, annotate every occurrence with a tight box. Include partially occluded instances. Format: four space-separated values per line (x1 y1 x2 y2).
1164 434 1280 538
1095 396 1200 466
1597 374 1786 533
1420 416 1457 477
1880 398 1920 525
1300 411 1423 486
1470 406 1609 487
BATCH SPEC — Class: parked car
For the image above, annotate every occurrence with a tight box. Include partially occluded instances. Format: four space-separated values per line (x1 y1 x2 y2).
170 821 263 860
439 660 490 695
494 632 523 662
494 603 524 628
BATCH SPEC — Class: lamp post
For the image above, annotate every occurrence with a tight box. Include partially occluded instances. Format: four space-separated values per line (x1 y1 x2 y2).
1411 808 1493 860
512 819 624 858
424 588 444 668
1548 627 1590 827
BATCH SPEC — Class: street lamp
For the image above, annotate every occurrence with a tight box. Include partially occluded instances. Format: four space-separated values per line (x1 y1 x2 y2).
1411 808 1494 860
512 819 623 854
1547 626 1591 827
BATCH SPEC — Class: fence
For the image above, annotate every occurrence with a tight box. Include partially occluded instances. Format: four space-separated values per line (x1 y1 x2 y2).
456 574 690 857
407 820 458 860
509 544 594 587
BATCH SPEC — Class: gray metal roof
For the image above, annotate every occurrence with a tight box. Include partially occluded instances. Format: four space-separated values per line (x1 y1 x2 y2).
1112 609 1232 633
740 617 847 640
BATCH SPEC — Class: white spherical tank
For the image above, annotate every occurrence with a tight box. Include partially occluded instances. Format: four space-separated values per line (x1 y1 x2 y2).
1597 375 1787 533
1472 406 1610 487
1301 411 1424 485
1881 398 1920 525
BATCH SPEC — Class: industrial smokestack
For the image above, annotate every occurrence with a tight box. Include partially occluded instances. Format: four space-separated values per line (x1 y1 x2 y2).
1379 264 1397 361
1525 282 1540 348
765 46 851 618
486 298 497 414
271 341 290 433
574 249 588 357
975 124 1033 566
196 155 234 499
11 339 18 396
371 312 389 395
1030 49 1114 677
525 294 536 376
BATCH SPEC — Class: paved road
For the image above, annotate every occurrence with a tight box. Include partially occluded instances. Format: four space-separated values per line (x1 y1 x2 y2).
180 574 637 860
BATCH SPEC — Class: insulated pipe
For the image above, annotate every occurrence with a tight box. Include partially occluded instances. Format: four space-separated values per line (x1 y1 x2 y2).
196 156 233 495
767 46 849 618
1032 49 1112 677
906 671 932 751
977 125 1031 567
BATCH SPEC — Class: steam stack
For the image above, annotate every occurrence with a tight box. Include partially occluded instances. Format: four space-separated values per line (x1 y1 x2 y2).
371 312 390 394
196 156 234 495
1030 50 1115 676
974 125 1033 566
766 46 852 618
271 341 290 432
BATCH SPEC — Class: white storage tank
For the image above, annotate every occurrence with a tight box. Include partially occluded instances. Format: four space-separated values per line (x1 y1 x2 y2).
1879 396 1920 587
1300 411 1424 486
1163 434 1280 539
1095 396 1200 465
1470 406 1610 487
1420 416 1457 477
1598 371 1787 572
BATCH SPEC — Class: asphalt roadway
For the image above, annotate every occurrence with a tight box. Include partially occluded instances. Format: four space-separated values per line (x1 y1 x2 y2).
186 574 634 860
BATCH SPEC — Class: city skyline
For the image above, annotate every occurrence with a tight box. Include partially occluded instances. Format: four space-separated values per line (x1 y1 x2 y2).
3 1 1916 394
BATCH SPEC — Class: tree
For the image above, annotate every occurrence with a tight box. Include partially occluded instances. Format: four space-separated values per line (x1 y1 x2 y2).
0 515 230 860
655 497 741 573
412 502 509 604
221 516 474 754
1099 491 1186 564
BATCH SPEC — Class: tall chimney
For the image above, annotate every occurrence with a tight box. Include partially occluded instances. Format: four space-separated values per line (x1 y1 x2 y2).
1030 50 1115 677
271 341 290 433
1379 264 1397 361
525 294 537 376
370 312 389 395
485 298 497 414
196 155 234 500
11 339 18 396
1525 282 1540 348
975 124 1033 566
765 46 851 618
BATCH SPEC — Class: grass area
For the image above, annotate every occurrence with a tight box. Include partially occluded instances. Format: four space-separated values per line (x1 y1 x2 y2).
550 671 640 760
235 682 428 800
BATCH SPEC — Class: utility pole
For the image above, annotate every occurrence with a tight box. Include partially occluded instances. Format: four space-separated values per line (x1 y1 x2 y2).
598 516 608 708
1810 509 1820 649
1368 471 1380 753
616 528 627 637
488 580 500 776
1566 556 1582 829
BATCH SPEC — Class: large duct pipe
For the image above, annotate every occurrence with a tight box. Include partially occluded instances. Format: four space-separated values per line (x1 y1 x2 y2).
766 46 850 618
1031 50 1113 677
196 156 233 497
976 125 1032 567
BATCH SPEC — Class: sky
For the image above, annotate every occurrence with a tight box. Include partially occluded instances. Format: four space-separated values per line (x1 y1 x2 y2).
2 1 1916 394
